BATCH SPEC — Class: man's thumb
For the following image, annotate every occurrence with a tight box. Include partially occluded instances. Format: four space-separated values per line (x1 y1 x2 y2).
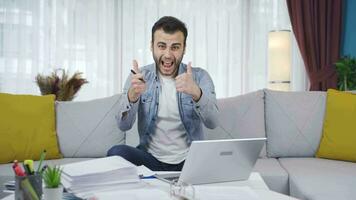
132 59 139 73
187 62 192 74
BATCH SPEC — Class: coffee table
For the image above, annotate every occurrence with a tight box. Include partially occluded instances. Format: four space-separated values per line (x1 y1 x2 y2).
1 173 298 200
144 172 298 200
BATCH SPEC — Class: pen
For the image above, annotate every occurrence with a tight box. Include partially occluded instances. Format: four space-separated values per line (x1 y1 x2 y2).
41 165 48 173
130 69 146 83
37 150 46 173
13 165 25 177
23 163 31 175
139 175 156 179
13 160 18 168
24 160 34 175
153 174 174 184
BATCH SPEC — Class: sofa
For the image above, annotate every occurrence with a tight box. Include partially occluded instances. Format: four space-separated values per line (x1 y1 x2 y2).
202 89 356 200
1 89 355 200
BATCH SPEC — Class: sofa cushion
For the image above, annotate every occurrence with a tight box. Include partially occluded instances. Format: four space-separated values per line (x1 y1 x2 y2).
56 94 125 158
253 158 289 195
316 89 356 162
265 89 326 157
203 90 267 157
0 93 61 164
279 157 356 200
125 114 139 147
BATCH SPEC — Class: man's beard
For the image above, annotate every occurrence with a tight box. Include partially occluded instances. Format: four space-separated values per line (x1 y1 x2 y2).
154 55 183 77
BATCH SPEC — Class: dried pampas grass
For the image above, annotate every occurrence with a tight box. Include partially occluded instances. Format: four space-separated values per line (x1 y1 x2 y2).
35 69 88 101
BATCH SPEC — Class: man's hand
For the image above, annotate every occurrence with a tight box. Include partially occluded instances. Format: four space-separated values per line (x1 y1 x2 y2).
128 60 146 103
175 62 202 101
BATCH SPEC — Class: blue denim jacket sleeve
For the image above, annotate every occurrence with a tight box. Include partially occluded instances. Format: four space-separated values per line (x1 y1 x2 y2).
116 73 139 131
192 68 219 129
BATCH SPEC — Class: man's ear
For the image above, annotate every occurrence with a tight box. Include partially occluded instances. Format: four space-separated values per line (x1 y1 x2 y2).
150 41 153 52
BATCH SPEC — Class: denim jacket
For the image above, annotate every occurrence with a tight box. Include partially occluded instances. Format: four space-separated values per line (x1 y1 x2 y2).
117 63 219 150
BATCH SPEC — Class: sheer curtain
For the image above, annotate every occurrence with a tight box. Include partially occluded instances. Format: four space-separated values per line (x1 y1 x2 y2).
121 0 308 98
0 0 119 100
0 0 307 100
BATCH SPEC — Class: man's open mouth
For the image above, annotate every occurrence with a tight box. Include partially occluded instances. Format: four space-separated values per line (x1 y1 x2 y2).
161 61 174 68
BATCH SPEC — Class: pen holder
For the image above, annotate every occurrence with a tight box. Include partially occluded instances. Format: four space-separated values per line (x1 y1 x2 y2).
15 173 42 200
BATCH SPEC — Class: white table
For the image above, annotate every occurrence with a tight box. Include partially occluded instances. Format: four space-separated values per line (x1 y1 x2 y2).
144 172 298 200
1 172 298 200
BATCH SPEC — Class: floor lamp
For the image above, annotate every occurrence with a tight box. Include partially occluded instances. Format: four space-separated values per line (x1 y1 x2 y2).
268 30 291 91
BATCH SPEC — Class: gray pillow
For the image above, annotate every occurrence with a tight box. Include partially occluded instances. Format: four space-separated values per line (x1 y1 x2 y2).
56 94 125 158
204 90 267 157
264 89 326 157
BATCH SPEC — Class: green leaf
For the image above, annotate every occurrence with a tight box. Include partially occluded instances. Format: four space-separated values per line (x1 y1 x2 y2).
42 165 62 188
335 56 356 90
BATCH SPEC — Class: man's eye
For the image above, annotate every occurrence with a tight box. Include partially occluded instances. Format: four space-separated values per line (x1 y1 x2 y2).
172 46 179 50
158 45 165 49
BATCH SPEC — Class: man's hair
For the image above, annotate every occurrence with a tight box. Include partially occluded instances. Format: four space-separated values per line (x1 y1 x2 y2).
151 16 188 46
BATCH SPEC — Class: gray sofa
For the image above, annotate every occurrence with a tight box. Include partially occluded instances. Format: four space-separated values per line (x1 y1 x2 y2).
201 89 356 200
1 89 355 200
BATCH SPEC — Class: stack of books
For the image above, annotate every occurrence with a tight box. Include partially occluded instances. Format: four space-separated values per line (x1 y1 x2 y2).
3 180 15 193
61 156 140 198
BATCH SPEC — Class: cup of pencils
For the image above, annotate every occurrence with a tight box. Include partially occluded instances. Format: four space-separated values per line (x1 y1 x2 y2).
13 150 47 200
15 173 42 200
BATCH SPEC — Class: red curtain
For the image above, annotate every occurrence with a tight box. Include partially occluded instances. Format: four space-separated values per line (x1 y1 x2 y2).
286 0 343 91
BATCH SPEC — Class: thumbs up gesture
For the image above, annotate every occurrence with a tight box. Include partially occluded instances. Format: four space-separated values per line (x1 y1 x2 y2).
128 59 146 103
175 62 202 101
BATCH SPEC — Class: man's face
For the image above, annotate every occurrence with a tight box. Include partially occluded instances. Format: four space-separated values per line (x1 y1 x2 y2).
151 29 185 77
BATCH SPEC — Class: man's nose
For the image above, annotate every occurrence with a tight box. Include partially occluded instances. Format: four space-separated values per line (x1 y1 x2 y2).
163 48 173 58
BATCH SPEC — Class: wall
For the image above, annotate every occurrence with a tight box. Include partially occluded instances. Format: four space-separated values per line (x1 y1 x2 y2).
342 0 356 57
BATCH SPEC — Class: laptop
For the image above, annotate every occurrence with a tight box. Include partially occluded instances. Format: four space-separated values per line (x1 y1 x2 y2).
155 138 266 185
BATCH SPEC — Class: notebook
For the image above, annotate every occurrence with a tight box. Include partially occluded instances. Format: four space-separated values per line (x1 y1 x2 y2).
155 138 266 185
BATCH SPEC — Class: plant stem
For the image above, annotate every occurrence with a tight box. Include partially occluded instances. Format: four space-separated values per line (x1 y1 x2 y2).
344 74 348 91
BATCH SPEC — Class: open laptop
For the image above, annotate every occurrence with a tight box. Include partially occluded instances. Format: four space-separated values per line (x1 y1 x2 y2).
155 138 266 185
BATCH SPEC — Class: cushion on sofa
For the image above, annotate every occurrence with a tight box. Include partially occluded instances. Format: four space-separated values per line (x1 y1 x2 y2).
203 90 267 157
125 114 139 147
264 89 326 157
56 94 125 158
279 158 356 200
0 93 62 164
316 89 356 162
253 158 289 195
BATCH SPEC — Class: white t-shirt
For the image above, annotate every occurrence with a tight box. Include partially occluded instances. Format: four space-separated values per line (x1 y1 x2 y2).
147 74 189 164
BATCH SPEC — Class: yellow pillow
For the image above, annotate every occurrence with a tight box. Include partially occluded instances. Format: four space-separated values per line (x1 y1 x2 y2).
316 89 356 162
0 93 62 164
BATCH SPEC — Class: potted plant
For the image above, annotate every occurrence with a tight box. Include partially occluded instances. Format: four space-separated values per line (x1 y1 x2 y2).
335 56 356 91
35 68 88 101
42 165 63 200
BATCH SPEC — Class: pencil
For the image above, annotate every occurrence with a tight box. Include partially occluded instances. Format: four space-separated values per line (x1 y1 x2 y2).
37 150 46 173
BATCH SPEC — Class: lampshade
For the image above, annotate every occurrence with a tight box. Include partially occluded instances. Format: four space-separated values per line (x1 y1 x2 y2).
268 30 291 91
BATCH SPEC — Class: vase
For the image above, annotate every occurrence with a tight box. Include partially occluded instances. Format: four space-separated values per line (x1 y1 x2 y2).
43 185 63 200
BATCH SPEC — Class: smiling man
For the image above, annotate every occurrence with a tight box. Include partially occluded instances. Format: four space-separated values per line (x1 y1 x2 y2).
107 16 219 171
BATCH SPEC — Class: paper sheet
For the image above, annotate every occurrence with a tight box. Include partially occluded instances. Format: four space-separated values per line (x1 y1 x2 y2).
62 156 134 177
91 188 171 200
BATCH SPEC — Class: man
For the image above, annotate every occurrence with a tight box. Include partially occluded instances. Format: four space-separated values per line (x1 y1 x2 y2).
107 16 218 171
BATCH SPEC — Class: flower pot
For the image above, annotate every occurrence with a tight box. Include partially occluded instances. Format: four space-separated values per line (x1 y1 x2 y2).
43 185 63 200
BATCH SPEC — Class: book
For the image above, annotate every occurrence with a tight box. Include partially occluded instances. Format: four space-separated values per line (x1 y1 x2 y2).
3 180 15 191
61 156 140 198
